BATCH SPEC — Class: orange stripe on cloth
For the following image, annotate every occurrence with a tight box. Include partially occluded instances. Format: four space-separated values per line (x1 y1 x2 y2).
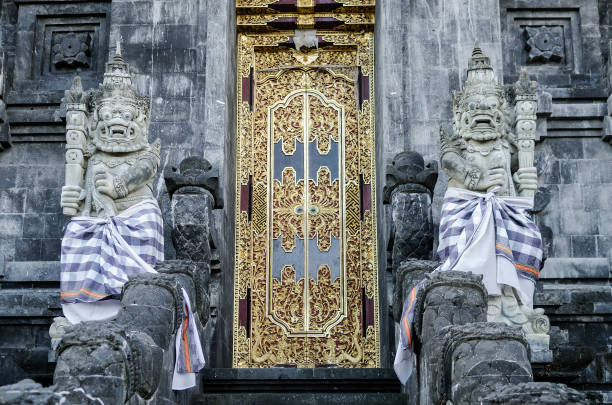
403 315 412 348
495 244 513 255
516 263 539 276
182 304 192 373
402 287 417 348
60 288 106 299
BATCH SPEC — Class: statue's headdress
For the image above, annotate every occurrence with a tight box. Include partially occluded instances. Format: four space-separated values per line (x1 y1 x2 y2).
453 42 504 106
93 42 150 116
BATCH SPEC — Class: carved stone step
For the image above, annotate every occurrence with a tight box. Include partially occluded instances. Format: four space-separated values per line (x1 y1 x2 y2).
192 392 407 405
199 368 401 394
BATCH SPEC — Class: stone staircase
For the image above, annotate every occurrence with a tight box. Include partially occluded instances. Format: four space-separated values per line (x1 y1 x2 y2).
193 368 406 405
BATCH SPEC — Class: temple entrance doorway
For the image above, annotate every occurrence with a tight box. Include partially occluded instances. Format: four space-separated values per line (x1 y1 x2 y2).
233 21 379 368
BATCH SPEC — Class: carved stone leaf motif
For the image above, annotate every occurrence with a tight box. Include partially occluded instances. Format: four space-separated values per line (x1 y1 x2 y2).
52 32 92 69
525 26 564 63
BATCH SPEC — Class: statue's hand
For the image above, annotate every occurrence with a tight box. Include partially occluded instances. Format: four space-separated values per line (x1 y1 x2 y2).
61 185 85 210
513 167 537 194
479 167 507 192
94 170 119 199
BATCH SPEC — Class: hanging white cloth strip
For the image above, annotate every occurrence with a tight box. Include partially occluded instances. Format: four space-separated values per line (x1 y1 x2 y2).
60 200 206 390
394 187 543 384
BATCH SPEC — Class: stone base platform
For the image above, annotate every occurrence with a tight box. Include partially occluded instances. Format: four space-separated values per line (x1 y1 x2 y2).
195 368 405 405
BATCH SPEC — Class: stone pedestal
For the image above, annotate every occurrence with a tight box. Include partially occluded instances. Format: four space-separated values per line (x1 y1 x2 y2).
438 323 532 405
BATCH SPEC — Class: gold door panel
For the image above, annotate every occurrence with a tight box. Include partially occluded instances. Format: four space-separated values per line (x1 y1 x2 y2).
234 33 379 368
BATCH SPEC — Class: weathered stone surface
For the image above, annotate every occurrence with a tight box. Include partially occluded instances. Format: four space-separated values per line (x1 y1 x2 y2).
540 257 611 279
156 260 211 326
480 381 590 404
55 324 163 404
0 51 10 151
413 271 488 343
427 322 532 405
165 156 219 263
392 259 438 322
384 151 437 268
0 379 104 405
165 156 221 207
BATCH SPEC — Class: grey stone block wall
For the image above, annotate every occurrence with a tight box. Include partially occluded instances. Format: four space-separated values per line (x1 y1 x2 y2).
0 0 236 373
0 0 609 397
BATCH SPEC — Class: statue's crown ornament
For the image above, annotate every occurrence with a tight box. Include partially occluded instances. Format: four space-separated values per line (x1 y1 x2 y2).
94 41 150 116
460 42 503 98
451 42 511 141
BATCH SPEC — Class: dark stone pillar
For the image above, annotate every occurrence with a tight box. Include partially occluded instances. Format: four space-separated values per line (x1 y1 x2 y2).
0 51 10 151
384 151 438 271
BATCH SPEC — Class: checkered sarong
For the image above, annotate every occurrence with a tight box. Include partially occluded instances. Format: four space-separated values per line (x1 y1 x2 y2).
394 187 543 384
436 187 542 282
61 200 164 303
60 200 204 386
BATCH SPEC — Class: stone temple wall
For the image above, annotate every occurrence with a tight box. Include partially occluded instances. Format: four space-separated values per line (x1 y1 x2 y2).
0 0 609 398
0 0 236 382
376 0 612 398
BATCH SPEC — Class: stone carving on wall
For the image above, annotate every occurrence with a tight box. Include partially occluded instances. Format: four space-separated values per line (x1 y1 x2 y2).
60 42 160 218
52 32 92 70
525 26 564 63
439 44 550 345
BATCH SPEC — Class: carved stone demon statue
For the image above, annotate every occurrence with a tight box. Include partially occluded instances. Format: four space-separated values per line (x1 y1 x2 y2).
438 44 549 339
60 43 160 218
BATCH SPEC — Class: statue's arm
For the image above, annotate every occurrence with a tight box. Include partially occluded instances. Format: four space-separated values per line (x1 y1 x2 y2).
95 139 161 199
441 151 480 191
441 150 508 193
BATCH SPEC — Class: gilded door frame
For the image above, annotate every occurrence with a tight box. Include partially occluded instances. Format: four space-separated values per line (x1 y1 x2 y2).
233 32 379 368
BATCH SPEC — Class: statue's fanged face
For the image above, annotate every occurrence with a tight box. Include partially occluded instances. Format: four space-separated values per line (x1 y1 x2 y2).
454 91 507 141
92 99 148 152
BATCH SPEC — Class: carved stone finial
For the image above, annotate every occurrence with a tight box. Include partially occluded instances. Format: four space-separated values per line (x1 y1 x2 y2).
115 40 122 57
472 40 482 57
164 156 221 207
383 151 437 203
515 68 538 96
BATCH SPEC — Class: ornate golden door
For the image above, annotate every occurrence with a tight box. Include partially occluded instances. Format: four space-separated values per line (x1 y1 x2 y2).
233 6 378 368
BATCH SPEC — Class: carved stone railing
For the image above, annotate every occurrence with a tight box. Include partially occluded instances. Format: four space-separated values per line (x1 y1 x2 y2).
480 381 591 405
401 271 542 405
0 156 218 404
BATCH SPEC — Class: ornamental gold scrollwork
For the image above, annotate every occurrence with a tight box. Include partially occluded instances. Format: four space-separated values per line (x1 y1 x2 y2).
234 32 379 368
272 167 305 252
308 167 340 252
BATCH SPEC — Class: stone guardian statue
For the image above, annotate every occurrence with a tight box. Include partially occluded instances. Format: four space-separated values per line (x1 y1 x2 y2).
58 42 163 323
61 42 160 218
437 44 549 341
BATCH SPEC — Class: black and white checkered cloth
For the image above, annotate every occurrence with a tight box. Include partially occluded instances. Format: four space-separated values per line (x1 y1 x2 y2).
61 200 164 303
60 200 204 384
436 187 542 282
